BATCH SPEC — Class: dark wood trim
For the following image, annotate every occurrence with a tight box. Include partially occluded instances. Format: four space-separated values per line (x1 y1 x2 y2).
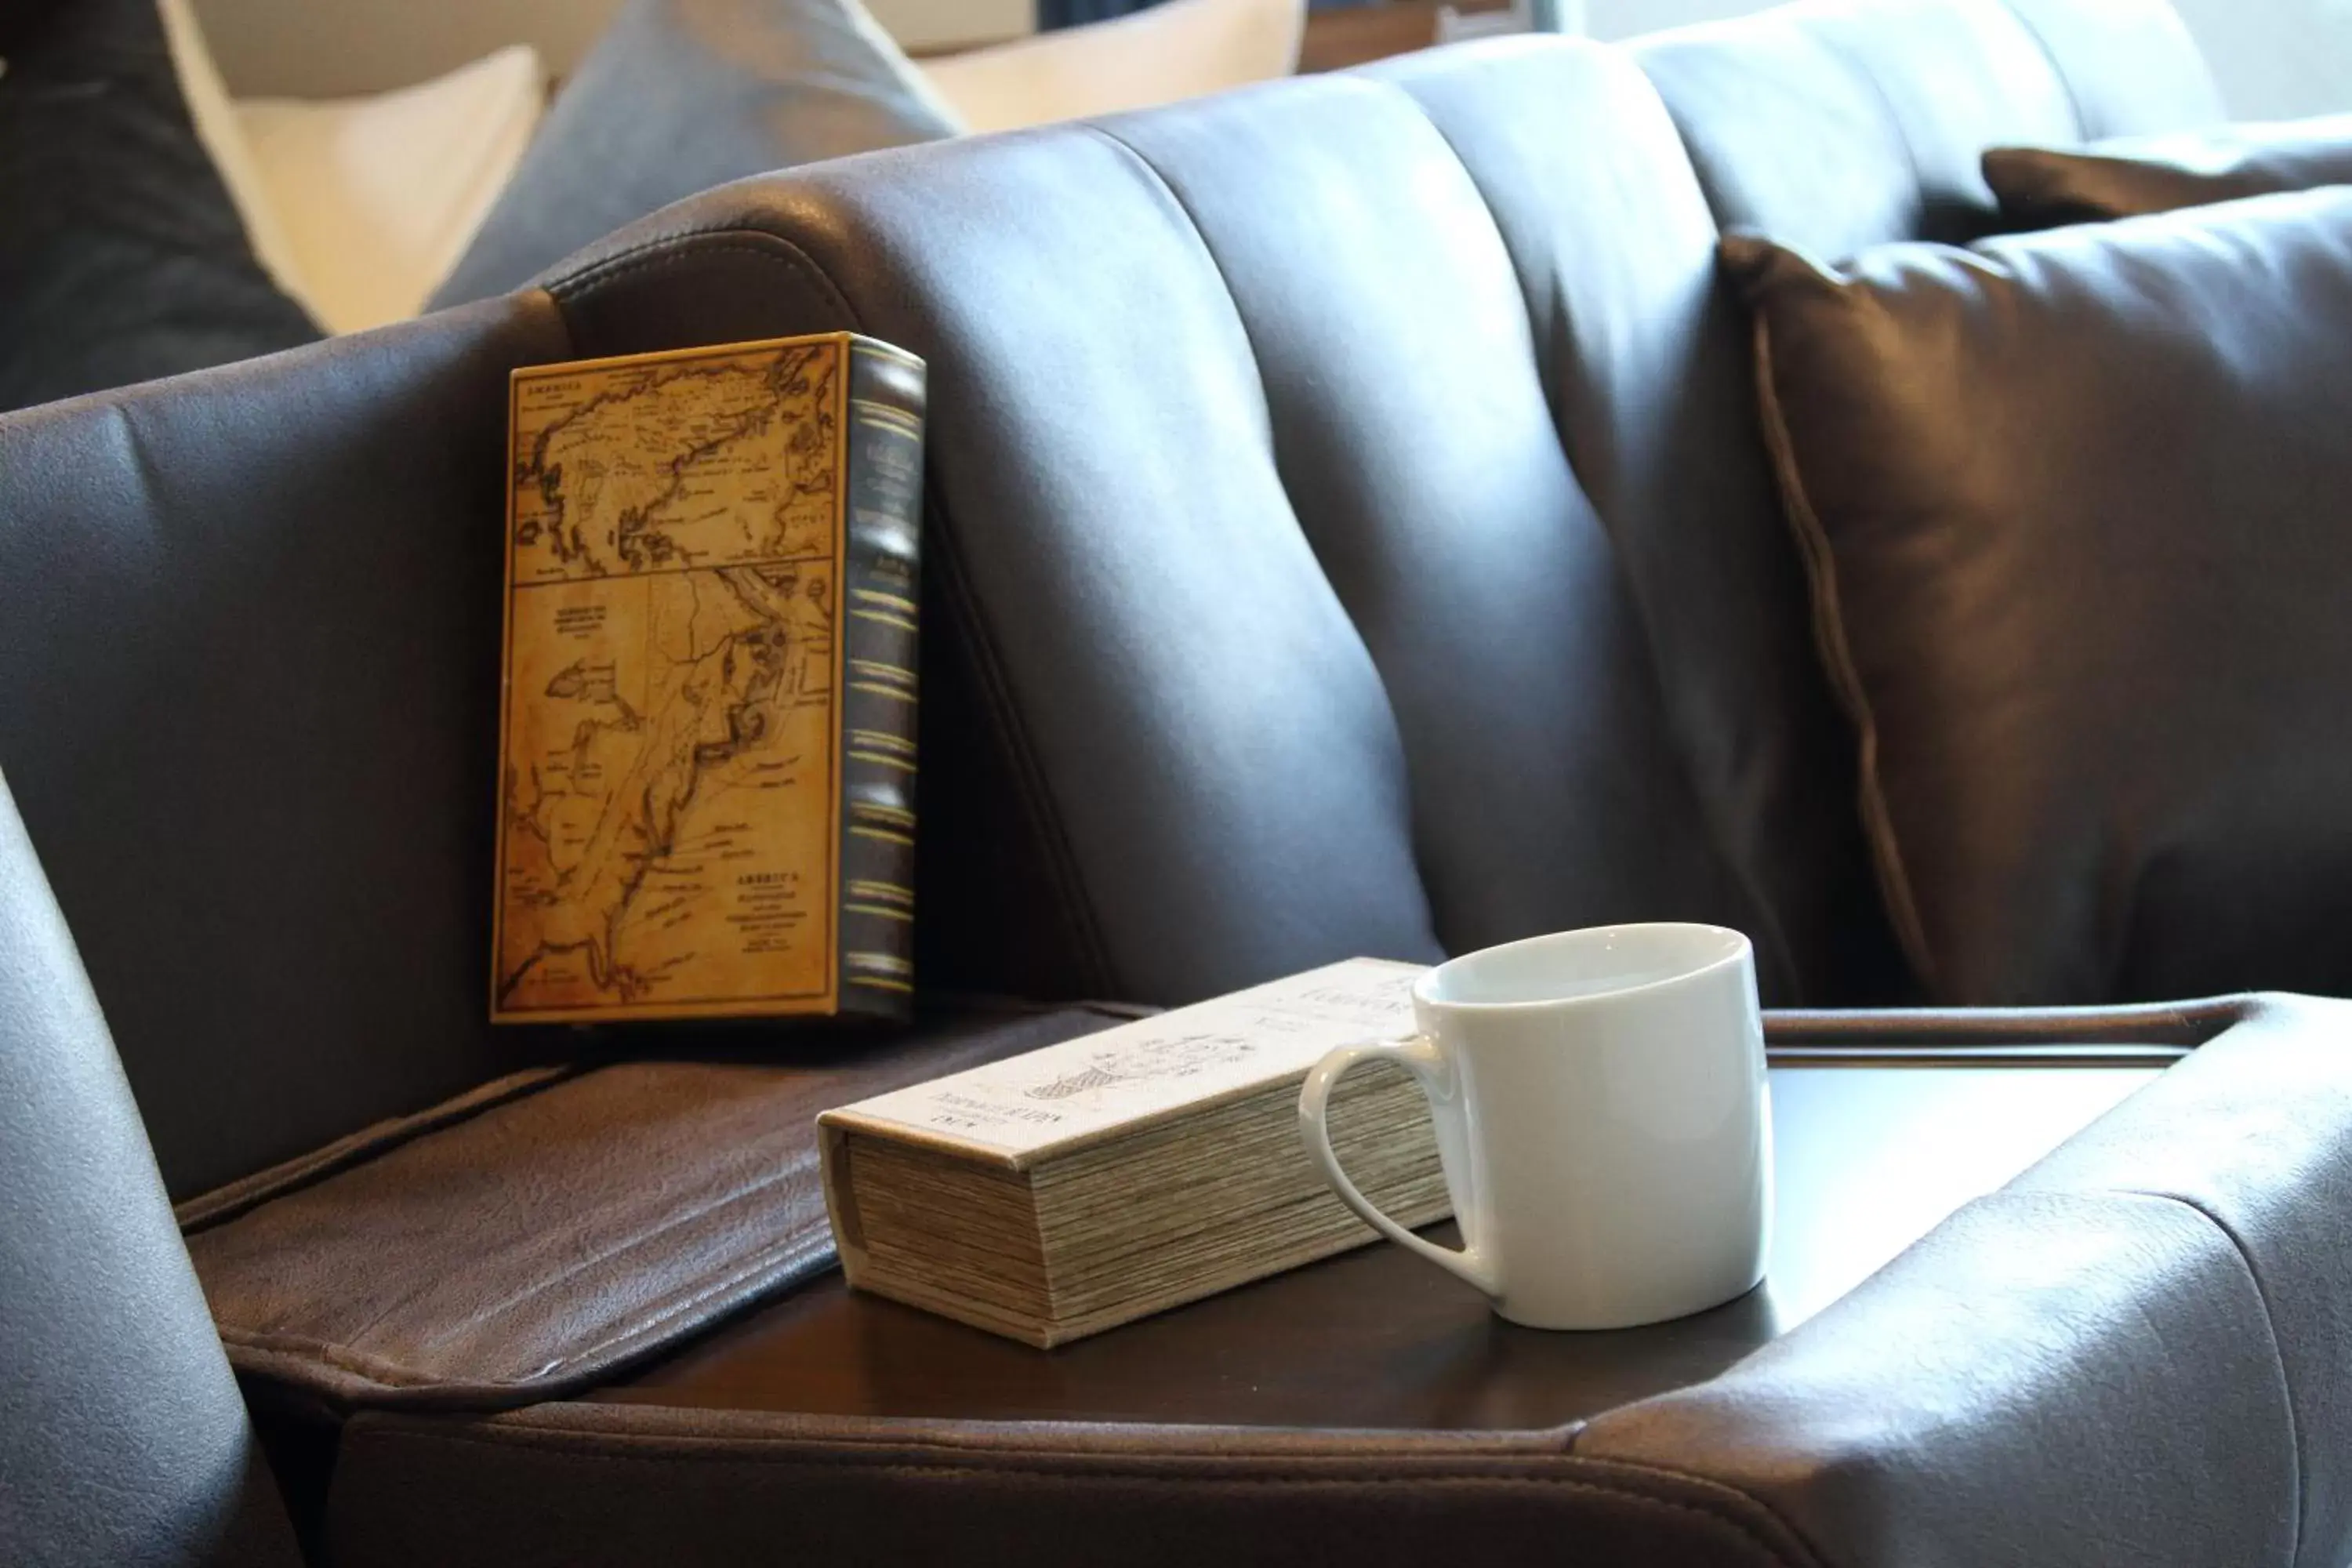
1300 0 1515 74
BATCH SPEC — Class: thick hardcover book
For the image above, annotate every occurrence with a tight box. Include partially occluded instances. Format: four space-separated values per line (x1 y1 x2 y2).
492 332 924 1025
818 959 1450 1347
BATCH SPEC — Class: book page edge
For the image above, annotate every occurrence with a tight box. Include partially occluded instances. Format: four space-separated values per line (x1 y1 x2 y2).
815 1109 1026 1171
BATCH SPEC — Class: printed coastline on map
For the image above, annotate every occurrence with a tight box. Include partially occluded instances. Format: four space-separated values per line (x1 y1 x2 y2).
492 338 848 1021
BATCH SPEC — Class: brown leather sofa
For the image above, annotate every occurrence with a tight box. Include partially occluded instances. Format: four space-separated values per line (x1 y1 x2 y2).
7 2 2351 1565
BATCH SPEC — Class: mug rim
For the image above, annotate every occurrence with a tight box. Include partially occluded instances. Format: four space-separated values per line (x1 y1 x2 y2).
1413 922 1751 1012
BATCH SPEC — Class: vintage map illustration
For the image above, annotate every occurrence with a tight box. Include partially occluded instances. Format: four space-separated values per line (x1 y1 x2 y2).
495 339 845 1019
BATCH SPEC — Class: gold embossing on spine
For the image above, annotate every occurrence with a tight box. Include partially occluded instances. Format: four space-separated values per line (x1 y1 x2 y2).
836 339 926 1017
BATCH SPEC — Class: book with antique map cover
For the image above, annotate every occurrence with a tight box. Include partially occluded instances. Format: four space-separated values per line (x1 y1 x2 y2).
818 958 1450 1346
492 332 924 1025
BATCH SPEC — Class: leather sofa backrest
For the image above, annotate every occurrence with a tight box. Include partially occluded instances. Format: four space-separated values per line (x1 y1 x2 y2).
1355 39 1900 1011
0 303 573 1196
541 48 1841 1011
0 0 2229 1196
1635 0 2224 256
0 768 299 1567
541 2 2220 1014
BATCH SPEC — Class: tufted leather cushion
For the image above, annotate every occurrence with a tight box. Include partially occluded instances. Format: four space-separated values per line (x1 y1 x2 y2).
1634 0 2223 256
1987 114 2352 226
535 38 1932 1011
1995 0 2224 131
1356 40 1900 1004
1730 189 2352 1005
0 5 2238 1201
0 769 299 1568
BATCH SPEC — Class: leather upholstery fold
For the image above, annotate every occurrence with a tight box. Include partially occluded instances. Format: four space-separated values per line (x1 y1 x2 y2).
183 1004 1132 1410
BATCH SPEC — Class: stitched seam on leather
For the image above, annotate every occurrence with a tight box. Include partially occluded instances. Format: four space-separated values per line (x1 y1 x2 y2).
178 1065 585 1232
554 1233 834 1371
1377 74 1811 1002
222 1330 442 1386
1076 118 1450 956
220 1244 841 1407
499 1420 1583 1460
2116 1185 2304 1566
1559 1445 1845 1568
216 1249 837 1399
1746 307 1940 995
353 1428 1808 1564
545 230 858 321
423 1152 822 1347
537 216 809 294
214 1195 837 1392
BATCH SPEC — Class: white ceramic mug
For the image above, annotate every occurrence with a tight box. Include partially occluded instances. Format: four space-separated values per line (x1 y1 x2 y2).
1298 924 1770 1330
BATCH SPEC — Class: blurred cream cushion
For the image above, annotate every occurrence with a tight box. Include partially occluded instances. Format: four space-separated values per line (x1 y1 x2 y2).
234 46 546 333
921 0 1305 133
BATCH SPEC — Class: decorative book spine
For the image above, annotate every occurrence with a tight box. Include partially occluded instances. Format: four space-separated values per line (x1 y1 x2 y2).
495 332 927 1025
836 340 926 1018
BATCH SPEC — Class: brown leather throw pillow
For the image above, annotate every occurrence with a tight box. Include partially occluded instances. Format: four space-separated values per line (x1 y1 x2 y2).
1985 114 2352 227
1725 190 2352 1007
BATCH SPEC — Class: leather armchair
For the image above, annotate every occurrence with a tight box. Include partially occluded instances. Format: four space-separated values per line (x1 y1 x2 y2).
0 769 299 1567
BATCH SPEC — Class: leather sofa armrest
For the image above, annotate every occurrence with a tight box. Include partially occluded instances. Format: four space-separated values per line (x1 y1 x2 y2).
1581 991 2351 1564
318 995 2350 1566
1577 1187 2295 1564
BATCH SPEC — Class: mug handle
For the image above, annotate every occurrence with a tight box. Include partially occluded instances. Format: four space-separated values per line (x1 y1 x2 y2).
1298 1035 1498 1297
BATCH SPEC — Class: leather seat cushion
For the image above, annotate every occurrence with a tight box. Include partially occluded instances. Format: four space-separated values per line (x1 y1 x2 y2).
1987 113 2352 226
1727 188 2352 1005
